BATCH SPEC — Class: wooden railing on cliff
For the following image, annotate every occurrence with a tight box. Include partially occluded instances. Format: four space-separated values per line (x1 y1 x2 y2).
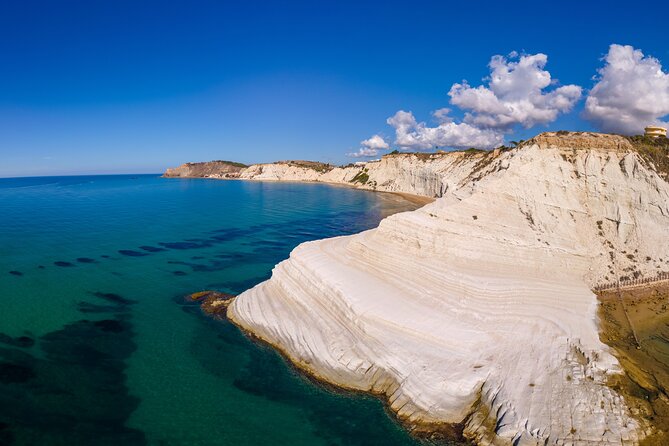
593 271 669 292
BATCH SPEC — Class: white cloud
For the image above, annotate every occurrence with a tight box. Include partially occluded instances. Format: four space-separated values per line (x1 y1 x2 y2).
432 108 453 124
347 134 389 158
449 53 582 130
583 44 669 134
347 147 380 158
358 51 581 153
386 110 504 150
361 134 389 150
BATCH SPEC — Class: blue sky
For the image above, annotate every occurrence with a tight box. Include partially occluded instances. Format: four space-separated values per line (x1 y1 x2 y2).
1 0 668 177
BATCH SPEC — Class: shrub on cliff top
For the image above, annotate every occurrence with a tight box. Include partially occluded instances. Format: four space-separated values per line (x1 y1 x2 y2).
627 135 669 180
213 160 248 168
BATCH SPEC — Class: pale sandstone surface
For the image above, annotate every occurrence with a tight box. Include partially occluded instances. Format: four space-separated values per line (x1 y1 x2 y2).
164 152 490 199
226 133 669 445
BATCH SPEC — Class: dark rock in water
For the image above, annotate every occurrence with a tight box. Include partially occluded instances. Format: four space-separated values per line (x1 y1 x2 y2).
54 261 75 267
159 241 211 250
0 362 36 383
0 334 35 348
118 250 148 257
91 292 137 306
0 421 13 445
208 228 253 242
0 317 147 444
16 336 35 348
187 291 236 317
139 245 165 253
214 253 247 260
100 255 111 258
8 270 23 276
93 319 125 333
172 271 187 276
76 257 97 264
38 265 45 269
0 276 145 445
78 301 123 314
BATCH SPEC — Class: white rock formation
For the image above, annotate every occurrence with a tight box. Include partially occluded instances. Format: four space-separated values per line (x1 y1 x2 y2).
229 133 669 445
165 152 493 199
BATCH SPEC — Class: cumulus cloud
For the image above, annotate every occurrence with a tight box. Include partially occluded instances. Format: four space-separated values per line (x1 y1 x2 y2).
583 44 669 134
359 51 581 153
347 147 380 158
432 108 454 124
361 134 390 150
347 134 389 158
449 53 582 130
387 110 504 150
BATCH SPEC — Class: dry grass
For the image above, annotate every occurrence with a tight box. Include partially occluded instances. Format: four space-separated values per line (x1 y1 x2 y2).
276 160 334 173
627 135 669 181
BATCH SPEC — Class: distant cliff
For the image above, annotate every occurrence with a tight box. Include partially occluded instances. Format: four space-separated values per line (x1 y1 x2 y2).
163 160 248 178
163 151 499 199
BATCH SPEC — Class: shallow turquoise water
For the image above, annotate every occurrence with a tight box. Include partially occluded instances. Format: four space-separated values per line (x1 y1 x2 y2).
0 175 426 446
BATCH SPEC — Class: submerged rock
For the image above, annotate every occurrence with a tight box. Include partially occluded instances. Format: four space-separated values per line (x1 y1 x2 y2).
188 291 236 317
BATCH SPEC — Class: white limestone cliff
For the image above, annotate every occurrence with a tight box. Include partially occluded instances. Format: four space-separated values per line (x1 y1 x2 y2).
228 133 669 445
165 152 492 199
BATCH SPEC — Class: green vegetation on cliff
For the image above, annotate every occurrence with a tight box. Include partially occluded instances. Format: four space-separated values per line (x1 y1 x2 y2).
627 135 669 180
211 160 248 168
350 169 369 184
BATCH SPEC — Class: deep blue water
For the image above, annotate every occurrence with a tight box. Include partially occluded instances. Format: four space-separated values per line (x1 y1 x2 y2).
0 174 424 446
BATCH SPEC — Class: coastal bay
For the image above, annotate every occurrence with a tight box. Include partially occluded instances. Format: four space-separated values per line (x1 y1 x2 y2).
205 132 669 444
0 175 425 445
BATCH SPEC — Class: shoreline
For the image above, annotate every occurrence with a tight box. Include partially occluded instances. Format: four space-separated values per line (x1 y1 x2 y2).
180 134 669 444
201 280 669 445
206 301 468 444
163 175 436 207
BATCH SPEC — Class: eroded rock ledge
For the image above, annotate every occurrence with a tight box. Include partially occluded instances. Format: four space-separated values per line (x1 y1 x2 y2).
217 132 669 445
164 149 500 199
176 132 669 444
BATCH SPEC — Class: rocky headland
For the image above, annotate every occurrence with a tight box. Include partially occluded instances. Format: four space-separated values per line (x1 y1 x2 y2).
163 160 248 178
163 150 500 200
168 132 669 445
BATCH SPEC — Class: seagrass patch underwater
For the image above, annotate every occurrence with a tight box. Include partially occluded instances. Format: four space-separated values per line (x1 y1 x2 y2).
0 174 427 446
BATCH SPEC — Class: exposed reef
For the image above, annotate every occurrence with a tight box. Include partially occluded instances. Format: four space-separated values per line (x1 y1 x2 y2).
188 290 236 318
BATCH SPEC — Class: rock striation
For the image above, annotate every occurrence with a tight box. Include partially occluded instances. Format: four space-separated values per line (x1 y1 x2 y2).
224 132 669 445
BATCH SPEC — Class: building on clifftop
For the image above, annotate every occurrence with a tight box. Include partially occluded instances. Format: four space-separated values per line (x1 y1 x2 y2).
644 126 667 138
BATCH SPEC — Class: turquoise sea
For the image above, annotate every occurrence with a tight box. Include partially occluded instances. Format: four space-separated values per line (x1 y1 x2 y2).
0 174 426 446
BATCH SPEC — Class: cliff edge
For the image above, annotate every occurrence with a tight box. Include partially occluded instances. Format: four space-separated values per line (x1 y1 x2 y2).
163 160 248 178
163 151 497 199
223 132 669 445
